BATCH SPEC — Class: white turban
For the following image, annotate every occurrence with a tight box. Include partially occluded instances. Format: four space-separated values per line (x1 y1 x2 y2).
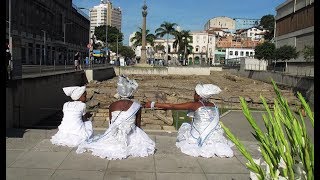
63 86 86 100
116 75 138 98
195 84 221 99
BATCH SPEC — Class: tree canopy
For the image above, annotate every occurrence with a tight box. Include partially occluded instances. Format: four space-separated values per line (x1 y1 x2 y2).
260 14 275 41
302 45 314 62
254 41 275 60
94 25 123 45
274 45 299 61
130 28 156 48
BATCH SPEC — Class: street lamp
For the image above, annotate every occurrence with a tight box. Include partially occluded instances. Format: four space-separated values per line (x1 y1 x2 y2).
40 30 46 73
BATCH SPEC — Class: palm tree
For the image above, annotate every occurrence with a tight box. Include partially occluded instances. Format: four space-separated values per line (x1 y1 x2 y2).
130 28 156 48
173 30 192 60
155 21 177 62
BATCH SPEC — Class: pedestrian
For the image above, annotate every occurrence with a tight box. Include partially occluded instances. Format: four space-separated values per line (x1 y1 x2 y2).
51 86 93 147
76 75 155 160
90 53 94 68
144 83 234 158
74 52 80 70
6 48 13 80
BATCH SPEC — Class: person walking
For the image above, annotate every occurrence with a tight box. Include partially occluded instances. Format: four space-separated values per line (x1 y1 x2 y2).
74 52 80 70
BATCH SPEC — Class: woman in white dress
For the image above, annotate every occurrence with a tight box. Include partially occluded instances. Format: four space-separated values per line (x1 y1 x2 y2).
145 84 234 158
76 75 155 160
51 86 93 147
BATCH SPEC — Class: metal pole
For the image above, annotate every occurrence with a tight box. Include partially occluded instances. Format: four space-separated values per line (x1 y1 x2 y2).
105 11 108 66
9 0 12 55
63 23 66 44
116 35 118 57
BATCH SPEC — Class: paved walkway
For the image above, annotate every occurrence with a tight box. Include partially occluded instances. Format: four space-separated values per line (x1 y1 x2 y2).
6 111 313 180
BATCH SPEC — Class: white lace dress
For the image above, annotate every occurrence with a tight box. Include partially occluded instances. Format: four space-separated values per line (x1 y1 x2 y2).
76 102 155 160
176 106 234 158
51 101 93 147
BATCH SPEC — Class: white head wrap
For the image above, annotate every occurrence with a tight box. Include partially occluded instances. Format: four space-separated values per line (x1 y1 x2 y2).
63 86 86 100
116 75 138 98
195 84 221 99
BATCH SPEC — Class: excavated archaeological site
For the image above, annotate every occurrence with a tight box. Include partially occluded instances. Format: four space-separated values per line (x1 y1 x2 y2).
85 71 299 131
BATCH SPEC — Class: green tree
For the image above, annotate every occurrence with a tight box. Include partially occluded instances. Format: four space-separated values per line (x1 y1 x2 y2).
302 45 314 62
274 45 299 61
94 25 123 45
155 21 178 61
130 28 156 48
173 30 192 59
119 45 135 58
260 15 275 41
254 41 275 63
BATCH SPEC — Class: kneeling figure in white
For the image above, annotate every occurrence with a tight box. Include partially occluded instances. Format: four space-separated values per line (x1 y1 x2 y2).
145 84 234 158
51 86 93 147
76 75 155 160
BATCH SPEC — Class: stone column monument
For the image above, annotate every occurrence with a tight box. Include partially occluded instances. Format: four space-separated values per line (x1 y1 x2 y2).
140 0 148 64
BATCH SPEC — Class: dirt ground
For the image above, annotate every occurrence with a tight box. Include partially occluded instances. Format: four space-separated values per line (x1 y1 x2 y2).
87 71 299 110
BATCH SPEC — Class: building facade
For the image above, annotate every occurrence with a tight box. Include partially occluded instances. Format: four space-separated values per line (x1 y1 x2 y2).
188 31 216 65
90 0 122 37
6 0 90 72
204 16 236 32
274 0 314 76
237 27 267 41
234 18 260 30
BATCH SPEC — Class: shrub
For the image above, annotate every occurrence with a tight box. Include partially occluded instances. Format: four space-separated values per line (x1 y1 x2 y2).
221 80 314 180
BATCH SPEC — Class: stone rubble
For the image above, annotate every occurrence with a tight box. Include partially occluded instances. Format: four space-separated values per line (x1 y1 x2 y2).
85 72 300 130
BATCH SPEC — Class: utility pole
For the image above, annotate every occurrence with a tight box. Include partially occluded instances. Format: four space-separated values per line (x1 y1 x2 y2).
41 30 46 73
116 35 118 58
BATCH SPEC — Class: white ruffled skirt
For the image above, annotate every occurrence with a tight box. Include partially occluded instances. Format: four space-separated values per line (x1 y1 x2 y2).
51 121 93 147
76 126 155 160
176 122 234 158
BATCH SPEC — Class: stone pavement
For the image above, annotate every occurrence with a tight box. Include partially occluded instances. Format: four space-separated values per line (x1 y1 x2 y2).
6 111 314 180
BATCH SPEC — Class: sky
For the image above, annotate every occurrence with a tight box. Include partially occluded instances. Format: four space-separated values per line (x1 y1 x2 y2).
73 0 284 45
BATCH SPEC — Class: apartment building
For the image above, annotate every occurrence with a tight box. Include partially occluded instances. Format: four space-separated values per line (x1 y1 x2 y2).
90 0 122 37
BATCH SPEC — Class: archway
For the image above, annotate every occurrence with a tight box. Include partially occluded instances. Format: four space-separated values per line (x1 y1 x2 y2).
194 56 200 65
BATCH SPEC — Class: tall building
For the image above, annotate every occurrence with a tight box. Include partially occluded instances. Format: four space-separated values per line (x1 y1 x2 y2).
233 18 260 30
274 0 314 75
90 0 122 37
5 0 90 75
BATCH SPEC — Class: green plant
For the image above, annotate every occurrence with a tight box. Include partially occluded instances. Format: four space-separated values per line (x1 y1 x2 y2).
221 80 314 180
302 45 314 62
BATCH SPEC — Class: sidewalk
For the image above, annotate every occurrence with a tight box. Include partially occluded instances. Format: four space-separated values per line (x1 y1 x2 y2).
6 111 313 180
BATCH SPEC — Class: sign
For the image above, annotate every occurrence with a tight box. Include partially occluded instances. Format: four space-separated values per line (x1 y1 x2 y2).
87 43 92 49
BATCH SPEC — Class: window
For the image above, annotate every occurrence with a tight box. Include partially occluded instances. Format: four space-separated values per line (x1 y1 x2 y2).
229 51 233 55
246 52 249 56
235 51 238 56
250 52 253 55
240 51 244 56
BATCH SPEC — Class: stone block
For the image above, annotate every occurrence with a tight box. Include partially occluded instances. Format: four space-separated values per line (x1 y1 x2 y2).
155 112 173 125
143 119 165 125
92 94 107 103
97 108 109 113
93 116 107 122
162 126 176 132
145 124 162 130
95 113 108 117
86 100 99 108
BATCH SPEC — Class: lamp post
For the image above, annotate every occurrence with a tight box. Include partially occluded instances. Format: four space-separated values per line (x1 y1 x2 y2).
40 30 46 73
78 7 92 68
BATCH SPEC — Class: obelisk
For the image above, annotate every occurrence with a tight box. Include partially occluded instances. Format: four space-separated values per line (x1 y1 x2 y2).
140 0 147 64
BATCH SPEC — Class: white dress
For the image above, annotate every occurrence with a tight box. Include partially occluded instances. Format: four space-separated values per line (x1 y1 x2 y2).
51 101 93 147
176 105 234 158
76 101 155 160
